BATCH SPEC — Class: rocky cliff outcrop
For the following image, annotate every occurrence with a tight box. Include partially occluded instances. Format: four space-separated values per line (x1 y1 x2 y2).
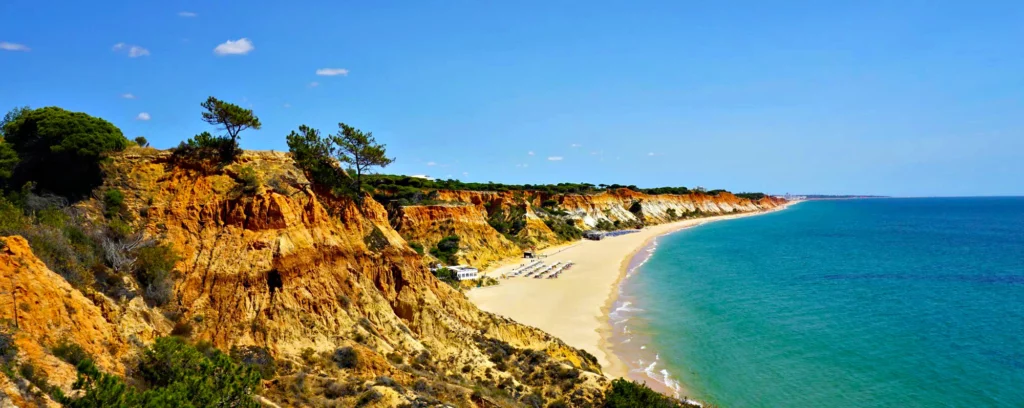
0 149 607 407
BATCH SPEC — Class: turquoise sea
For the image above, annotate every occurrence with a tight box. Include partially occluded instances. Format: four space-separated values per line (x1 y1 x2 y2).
610 198 1024 407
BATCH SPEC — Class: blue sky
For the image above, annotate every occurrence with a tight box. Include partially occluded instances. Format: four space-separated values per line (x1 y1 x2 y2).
2 1 1023 196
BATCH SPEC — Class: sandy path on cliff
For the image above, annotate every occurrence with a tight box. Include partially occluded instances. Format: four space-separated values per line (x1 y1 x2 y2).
466 202 797 380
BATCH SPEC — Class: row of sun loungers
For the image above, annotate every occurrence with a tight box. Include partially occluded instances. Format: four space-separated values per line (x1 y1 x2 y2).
505 260 576 279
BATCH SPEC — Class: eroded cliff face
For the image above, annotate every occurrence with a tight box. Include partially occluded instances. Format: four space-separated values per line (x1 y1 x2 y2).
393 204 522 269
556 189 785 227
393 189 784 270
0 149 607 407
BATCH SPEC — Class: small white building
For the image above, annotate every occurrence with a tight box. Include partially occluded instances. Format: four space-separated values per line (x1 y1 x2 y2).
449 265 479 281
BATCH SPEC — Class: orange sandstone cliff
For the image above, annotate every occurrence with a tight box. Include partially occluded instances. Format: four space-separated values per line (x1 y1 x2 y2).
0 149 607 407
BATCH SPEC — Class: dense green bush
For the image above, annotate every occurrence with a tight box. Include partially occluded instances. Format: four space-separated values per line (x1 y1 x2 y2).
666 208 678 220
237 166 261 194
133 243 178 306
408 241 425 255
230 345 277 380
544 218 583 241
66 337 261 408
430 235 460 265
133 136 149 147
602 378 696 408
52 340 92 367
486 203 527 241
363 225 389 252
433 267 460 287
0 140 17 186
2 107 128 199
0 329 17 367
172 131 240 165
333 347 359 369
102 189 125 219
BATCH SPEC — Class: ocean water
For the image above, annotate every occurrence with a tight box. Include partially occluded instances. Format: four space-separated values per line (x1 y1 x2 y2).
610 198 1024 407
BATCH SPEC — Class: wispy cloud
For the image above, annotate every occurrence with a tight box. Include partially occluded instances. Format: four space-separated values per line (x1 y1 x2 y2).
178 11 197 17
462 172 469 176
548 156 563 161
426 161 437 166
136 112 151 121
283 103 291 108
515 163 530 168
316 68 349 76
528 151 535 156
121 93 136 99
308 81 320 88
113 43 150 57
213 38 254 56
0 42 30 52
570 143 582 148
648 152 656 156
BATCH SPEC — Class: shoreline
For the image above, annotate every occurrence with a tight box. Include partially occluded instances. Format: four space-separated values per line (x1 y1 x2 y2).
604 201 800 401
466 202 798 400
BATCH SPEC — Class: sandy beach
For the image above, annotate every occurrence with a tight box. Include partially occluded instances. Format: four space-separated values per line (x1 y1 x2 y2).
467 203 798 386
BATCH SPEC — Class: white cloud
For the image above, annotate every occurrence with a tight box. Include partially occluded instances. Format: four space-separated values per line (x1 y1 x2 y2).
128 46 149 57
308 81 320 88
548 156 563 161
121 93 136 99
426 161 437 166
515 163 529 168
528 151 535 156
571 143 582 148
178 11 197 17
0 42 30 52
213 38 254 56
136 112 151 121
112 43 149 57
648 152 656 156
462 172 469 176
316 68 349 76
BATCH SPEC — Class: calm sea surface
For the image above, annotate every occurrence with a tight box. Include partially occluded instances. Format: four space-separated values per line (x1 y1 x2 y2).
611 198 1024 407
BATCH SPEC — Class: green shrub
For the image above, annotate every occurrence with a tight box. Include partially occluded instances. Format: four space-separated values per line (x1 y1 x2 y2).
172 131 240 165
544 218 583 241
429 235 460 265
408 241 425 255
333 347 358 369
0 329 17 367
666 208 678 220
102 189 125 219
133 243 178 306
603 378 694 408
356 389 382 406
133 136 149 147
433 267 460 288
237 166 261 194
2 106 128 200
363 226 389 252
0 139 17 187
66 337 261 407
52 340 92 367
230 345 277 380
